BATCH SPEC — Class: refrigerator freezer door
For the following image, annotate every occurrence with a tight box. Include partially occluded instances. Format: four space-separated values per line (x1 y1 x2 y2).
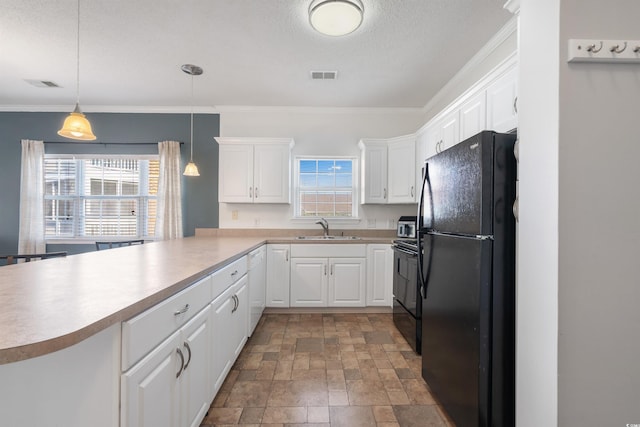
422 131 495 236
421 233 493 427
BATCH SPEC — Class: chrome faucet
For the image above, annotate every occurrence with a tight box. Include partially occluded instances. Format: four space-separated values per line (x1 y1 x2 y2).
315 217 329 237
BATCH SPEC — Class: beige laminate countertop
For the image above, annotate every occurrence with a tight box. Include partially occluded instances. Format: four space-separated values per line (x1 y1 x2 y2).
0 235 393 364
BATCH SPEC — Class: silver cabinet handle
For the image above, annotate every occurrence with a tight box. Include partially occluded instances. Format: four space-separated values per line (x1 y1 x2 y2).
285 249 289 262
249 187 253 198
231 294 239 313
231 270 239 277
514 96 518 114
410 186 414 198
330 264 334 275
324 264 327 275
383 188 387 199
255 187 258 198
176 347 185 378
183 342 192 371
173 304 190 316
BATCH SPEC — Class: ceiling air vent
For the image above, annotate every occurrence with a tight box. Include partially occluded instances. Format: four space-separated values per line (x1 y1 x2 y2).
310 71 338 80
24 79 60 88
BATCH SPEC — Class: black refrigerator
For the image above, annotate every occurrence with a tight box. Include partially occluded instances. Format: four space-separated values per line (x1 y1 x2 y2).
417 130 516 427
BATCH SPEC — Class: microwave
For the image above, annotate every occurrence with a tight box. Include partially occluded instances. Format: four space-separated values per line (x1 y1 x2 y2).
397 216 417 238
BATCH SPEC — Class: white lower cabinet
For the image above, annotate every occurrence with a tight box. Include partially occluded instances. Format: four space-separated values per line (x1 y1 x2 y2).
266 244 290 307
328 258 366 307
248 246 266 335
121 307 211 427
210 276 248 396
366 244 393 307
289 244 366 308
290 257 328 307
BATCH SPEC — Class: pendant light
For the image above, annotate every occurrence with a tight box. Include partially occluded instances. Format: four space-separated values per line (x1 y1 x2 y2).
181 64 203 177
58 0 96 141
309 0 364 36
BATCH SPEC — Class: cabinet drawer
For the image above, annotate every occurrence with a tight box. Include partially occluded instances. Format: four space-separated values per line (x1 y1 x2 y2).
290 244 366 258
122 275 213 371
211 256 248 300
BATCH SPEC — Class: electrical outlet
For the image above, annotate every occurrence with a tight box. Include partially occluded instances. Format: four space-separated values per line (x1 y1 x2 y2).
367 219 376 228
231 210 239 220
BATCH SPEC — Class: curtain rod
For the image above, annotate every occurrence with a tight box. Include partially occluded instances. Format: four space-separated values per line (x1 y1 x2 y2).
42 141 183 145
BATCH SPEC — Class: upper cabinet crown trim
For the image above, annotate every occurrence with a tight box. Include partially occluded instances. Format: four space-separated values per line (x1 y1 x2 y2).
215 137 295 148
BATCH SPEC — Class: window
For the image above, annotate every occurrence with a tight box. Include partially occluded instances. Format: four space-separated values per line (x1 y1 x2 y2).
295 158 357 218
44 156 159 240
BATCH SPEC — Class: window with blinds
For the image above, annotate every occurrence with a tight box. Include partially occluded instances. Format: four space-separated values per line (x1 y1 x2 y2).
44 156 159 239
295 158 357 218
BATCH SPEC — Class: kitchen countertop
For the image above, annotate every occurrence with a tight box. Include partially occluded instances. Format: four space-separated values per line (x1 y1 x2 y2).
0 235 392 364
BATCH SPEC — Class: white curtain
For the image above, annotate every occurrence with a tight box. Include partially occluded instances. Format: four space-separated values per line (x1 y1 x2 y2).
18 139 46 254
155 140 183 240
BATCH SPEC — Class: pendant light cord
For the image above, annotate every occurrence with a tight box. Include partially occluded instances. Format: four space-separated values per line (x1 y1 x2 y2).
190 74 194 162
76 0 81 105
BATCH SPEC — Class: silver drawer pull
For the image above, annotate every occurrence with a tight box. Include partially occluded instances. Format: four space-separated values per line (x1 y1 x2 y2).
173 303 190 316
230 270 239 277
183 342 192 370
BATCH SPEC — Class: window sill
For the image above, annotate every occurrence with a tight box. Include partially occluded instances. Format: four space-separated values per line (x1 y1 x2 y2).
290 217 362 224
46 238 153 245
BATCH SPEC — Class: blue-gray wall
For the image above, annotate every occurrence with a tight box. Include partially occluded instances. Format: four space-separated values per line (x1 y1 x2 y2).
0 112 219 255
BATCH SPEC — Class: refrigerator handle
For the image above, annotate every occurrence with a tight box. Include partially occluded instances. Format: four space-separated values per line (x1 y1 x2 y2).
417 162 434 297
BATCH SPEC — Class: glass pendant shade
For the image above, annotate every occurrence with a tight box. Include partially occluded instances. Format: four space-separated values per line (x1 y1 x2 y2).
309 0 363 36
57 103 96 141
183 161 200 177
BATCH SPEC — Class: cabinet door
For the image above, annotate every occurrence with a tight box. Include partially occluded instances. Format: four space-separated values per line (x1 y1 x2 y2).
328 258 366 307
366 244 393 307
360 141 388 204
460 91 487 141
231 276 249 361
180 308 211 427
486 66 518 133
387 136 416 204
210 286 235 395
121 331 181 427
439 110 460 151
266 244 290 307
290 258 328 307
248 246 266 336
253 144 291 203
218 144 254 203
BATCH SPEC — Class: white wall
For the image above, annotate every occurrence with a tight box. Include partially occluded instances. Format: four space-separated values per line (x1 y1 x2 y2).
517 1 560 426
518 0 640 426
218 108 424 229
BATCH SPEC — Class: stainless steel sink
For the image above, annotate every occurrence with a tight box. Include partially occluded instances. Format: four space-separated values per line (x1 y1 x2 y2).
296 235 361 240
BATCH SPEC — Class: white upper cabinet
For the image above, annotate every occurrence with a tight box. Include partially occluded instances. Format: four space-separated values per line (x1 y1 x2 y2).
359 140 388 204
216 137 294 204
460 91 487 141
387 135 417 204
486 66 518 133
359 136 416 205
417 59 518 165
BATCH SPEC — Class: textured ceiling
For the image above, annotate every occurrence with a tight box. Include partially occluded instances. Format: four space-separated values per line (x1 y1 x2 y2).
0 0 512 110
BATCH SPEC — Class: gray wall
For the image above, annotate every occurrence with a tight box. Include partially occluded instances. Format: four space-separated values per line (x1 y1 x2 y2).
0 112 219 255
517 0 640 426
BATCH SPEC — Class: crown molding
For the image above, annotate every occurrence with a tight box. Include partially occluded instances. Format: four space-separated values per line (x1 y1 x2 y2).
421 15 518 115
0 105 219 114
214 105 424 115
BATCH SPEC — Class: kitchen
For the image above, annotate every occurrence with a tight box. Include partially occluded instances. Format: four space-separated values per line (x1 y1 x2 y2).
1 1 639 427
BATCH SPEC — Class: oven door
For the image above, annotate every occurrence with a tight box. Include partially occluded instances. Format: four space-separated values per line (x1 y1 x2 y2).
393 246 419 317
393 244 421 354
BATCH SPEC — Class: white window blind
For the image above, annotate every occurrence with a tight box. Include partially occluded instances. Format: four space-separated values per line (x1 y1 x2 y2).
44 156 159 239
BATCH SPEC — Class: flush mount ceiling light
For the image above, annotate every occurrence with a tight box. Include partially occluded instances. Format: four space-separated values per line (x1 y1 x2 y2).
309 0 364 36
181 64 203 177
58 0 96 141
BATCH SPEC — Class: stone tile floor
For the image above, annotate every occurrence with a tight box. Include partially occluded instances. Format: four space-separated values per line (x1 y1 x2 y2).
200 313 455 427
